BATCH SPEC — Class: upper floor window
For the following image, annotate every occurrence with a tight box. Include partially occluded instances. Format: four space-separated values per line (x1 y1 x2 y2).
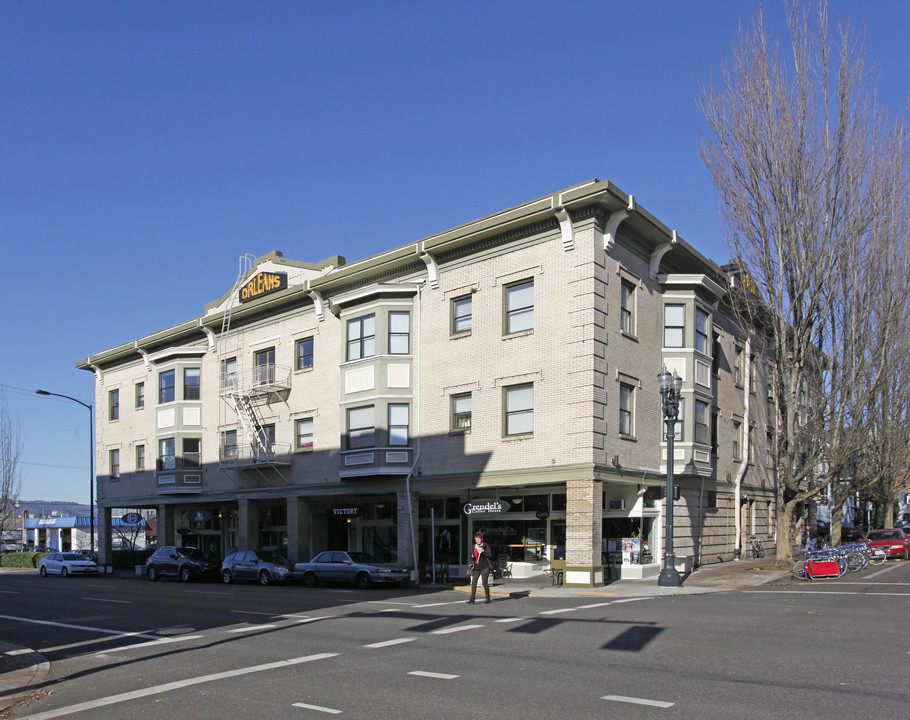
620 281 635 334
222 430 238 461
136 444 146 471
505 280 534 334
257 425 276 461
733 421 742 461
109 389 119 421
222 358 237 393
296 337 314 370
347 314 376 361
695 400 709 445
182 438 201 469
504 383 533 436
348 406 375 449
296 418 314 450
664 304 685 347
254 348 276 385
159 370 175 404
695 308 709 353
184 368 201 400
135 382 145 409
452 295 472 334
673 398 685 441
158 437 176 470
389 311 410 354
734 348 744 386
619 383 634 436
452 393 472 430
109 449 120 478
388 404 409 446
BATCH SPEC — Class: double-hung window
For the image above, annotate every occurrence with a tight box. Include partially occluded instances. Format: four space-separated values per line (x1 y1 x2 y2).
505 280 534 334
184 368 200 400
222 358 237 393
183 438 201 469
254 348 276 386
135 382 145 409
664 304 685 347
389 312 410 354
347 315 375 361
620 280 635 334
296 337 314 370
619 383 634 436
159 370 175 404
136 444 146 471
695 308 709 353
109 449 120 478
296 418 314 450
348 406 375 449
158 438 176 470
388 404 409 446
452 393 472 430
695 400 709 445
504 384 533 436
452 295 472 334
222 430 238 461
109 389 119 421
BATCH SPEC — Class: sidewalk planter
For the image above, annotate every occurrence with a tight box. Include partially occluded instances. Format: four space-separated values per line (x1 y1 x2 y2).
562 565 605 588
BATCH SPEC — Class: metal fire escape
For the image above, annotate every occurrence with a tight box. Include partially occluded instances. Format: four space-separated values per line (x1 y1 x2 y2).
218 255 292 472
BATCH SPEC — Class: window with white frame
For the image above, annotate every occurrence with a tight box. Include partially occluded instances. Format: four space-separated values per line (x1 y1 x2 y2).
452 295 472 334
347 315 376 361
505 280 534 334
348 406 375 449
664 304 685 347
452 393 472 430
109 449 120 478
673 397 684 441
109 389 119 421
184 368 200 400
136 444 145 471
296 418 314 450
159 369 175 404
619 383 634 436
222 430 237 460
254 348 276 385
388 311 410 354
135 382 145 409
296 337 314 370
183 438 201 468
388 404 409 446
158 438 176 470
695 308 709 353
504 384 533 435
620 280 635 334
695 399 709 445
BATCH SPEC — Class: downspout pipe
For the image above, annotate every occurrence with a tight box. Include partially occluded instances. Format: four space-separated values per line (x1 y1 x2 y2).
734 336 752 560
404 279 425 582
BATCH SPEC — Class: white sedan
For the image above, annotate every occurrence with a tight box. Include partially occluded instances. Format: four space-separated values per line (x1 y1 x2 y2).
39 552 98 577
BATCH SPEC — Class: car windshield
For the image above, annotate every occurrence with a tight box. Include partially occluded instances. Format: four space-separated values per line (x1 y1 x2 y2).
178 548 208 560
259 550 289 564
62 553 87 560
347 552 382 564
868 531 902 540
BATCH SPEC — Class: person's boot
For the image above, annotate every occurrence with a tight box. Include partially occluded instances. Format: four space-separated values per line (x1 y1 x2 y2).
484 588 491 604
467 592 475 604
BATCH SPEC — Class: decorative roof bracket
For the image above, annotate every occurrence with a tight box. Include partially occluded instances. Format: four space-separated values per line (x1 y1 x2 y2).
650 229 679 279
420 251 439 289
604 195 635 252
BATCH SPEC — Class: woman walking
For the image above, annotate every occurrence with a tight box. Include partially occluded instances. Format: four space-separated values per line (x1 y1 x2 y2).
467 531 493 604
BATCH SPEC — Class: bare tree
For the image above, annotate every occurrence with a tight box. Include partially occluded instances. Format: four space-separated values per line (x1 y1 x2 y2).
0 388 24 543
698 1 910 562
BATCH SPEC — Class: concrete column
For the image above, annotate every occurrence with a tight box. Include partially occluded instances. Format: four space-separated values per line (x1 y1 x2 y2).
238 498 260 551
286 497 312 564
396 490 419 574
565 478 604 587
158 504 175 548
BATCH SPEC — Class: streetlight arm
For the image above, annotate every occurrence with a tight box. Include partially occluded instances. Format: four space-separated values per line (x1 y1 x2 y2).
36 389 91 411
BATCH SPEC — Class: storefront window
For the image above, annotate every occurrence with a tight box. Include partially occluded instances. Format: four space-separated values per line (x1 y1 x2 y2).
475 520 547 563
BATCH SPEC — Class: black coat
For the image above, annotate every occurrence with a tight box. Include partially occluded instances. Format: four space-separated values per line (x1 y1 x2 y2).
470 542 494 571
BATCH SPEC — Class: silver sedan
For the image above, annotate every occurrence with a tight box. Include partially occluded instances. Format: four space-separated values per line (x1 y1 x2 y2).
294 551 410 589
39 552 98 577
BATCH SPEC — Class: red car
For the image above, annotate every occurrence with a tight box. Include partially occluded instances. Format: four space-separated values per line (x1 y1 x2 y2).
864 530 909 560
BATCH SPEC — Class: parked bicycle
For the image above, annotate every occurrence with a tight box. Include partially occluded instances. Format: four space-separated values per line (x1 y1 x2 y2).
748 536 765 559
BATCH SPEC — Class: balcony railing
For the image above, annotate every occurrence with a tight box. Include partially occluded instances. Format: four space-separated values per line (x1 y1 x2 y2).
219 442 293 469
220 363 292 396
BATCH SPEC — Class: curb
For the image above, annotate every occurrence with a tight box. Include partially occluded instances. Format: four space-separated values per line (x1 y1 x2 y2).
0 642 50 714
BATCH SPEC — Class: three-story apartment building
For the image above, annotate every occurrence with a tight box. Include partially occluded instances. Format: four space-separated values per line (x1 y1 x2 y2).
78 178 777 586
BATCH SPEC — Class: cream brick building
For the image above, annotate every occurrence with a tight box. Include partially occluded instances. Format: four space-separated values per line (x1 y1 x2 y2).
78 178 777 586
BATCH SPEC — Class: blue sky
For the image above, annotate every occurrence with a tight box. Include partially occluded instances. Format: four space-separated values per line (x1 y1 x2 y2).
2 1 907 504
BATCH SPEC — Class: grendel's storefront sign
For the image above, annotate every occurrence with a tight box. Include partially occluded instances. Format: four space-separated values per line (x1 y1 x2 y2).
239 272 288 303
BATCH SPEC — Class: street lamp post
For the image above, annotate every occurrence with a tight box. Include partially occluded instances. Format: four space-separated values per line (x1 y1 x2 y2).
36 390 94 556
657 367 683 587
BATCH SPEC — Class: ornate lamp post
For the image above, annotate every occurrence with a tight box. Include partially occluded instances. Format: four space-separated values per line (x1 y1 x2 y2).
36 390 94 556
657 367 683 587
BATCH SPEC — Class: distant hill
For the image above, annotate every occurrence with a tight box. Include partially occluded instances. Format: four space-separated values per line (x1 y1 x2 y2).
16 500 92 518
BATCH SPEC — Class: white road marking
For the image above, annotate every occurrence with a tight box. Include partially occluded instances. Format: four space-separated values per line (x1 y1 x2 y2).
232 610 313 620
748 590 910 597
495 616 531 623
412 601 466 607
431 624 484 635
0 614 160 640
79 635 205 656
80 597 132 604
602 694 674 708
17 653 340 720
408 671 459 680
539 607 575 615
575 602 613 609
228 624 279 633
292 702 343 714
363 638 416 648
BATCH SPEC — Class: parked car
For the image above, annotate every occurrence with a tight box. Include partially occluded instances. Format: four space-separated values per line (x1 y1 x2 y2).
145 546 219 582
222 549 294 585
39 552 98 577
864 530 909 560
294 551 410 589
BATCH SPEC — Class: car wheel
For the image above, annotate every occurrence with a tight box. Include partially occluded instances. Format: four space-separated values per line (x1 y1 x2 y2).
39 566 47 577
147 566 159 581
61 567 69 578
222 569 233 584
259 570 271 586
180 566 192 583
355 572 373 590
303 572 318 588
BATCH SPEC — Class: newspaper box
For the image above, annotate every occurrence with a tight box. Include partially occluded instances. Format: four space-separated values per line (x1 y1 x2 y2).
804 558 841 579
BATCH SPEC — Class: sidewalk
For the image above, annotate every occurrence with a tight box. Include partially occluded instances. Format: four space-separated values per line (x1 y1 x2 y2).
0 642 49 715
